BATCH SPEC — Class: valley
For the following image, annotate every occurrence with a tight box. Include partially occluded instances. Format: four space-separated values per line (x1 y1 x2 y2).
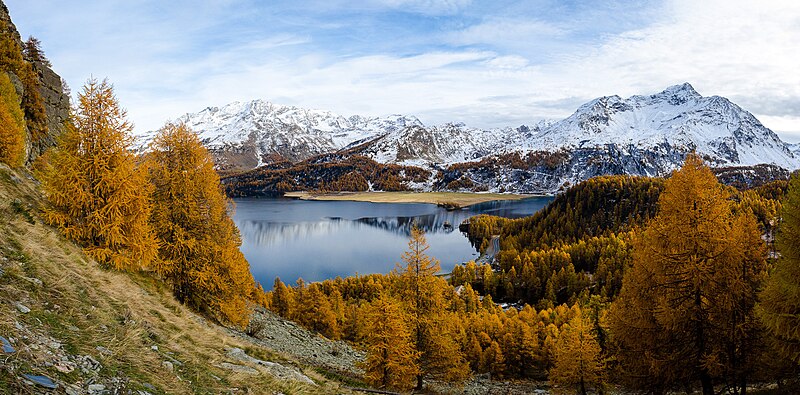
232 196 552 286
2 1 800 394
141 83 798 196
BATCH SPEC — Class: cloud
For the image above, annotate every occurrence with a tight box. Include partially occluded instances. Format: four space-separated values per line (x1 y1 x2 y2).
369 0 473 15
446 17 564 50
6 0 799 141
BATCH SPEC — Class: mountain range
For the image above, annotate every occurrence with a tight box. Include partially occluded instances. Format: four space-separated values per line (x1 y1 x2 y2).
137 83 798 194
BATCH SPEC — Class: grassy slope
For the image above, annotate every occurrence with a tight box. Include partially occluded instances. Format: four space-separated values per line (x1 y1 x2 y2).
284 191 531 206
0 164 352 394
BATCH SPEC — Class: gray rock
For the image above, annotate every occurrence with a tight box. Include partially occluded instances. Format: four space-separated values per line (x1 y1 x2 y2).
22 276 42 286
14 302 30 314
96 345 112 355
161 361 173 372
81 355 101 371
226 347 315 385
65 385 81 395
54 361 75 373
88 383 106 393
22 374 58 389
217 362 259 375
163 353 183 366
0 336 14 353
0 2 69 163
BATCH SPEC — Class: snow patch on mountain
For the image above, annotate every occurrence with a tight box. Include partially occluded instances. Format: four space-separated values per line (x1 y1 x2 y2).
137 83 800 180
530 83 799 170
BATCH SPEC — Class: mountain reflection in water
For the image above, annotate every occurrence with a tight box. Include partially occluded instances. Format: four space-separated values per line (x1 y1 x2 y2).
232 197 553 288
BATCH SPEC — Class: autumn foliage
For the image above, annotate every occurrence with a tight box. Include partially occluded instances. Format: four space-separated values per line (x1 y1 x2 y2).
146 122 258 327
37 78 157 270
0 72 26 166
0 28 48 150
760 173 800 364
36 79 261 328
609 154 768 394
361 294 420 390
550 309 604 395
263 155 800 392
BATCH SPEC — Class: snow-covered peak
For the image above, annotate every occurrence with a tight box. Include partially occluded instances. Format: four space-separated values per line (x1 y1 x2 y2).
532 83 799 170
138 84 799 175
656 82 701 101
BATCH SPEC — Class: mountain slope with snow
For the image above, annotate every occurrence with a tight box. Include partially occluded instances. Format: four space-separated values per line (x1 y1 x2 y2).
141 83 798 192
530 83 798 171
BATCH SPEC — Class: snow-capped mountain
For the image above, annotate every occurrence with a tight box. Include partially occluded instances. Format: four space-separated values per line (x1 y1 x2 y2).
139 83 798 193
530 83 798 171
136 100 431 170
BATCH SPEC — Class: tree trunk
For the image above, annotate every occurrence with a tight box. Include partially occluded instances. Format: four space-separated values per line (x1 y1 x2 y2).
416 374 423 391
700 371 713 395
580 377 587 395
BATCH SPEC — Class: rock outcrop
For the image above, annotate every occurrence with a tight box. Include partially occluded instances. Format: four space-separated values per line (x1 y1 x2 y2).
0 0 70 163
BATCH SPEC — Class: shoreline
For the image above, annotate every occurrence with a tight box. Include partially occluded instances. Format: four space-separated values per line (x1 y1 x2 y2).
282 191 537 207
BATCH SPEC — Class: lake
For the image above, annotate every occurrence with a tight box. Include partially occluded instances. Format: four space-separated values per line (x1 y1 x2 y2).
232 196 554 288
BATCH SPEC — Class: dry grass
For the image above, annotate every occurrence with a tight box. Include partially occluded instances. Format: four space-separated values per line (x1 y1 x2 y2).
284 191 530 206
0 164 353 394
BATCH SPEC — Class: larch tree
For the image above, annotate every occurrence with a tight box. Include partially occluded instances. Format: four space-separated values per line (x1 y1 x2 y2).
146 122 256 327
550 311 604 395
0 72 26 166
37 78 157 270
0 32 48 150
361 294 420 391
271 277 295 318
760 172 800 364
393 225 469 389
609 154 767 395
22 36 51 67
296 284 339 339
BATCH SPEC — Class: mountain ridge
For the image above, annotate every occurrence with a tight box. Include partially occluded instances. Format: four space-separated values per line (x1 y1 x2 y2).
139 83 798 193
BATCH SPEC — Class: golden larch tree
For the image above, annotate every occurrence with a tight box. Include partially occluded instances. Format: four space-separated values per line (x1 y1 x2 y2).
37 78 157 270
393 225 469 389
550 311 604 395
361 294 420 391
760 172 800 364
609 154 767 395
296 283 340 339
0 72 26 166
146 122 256 327
0 32 48 150
271 277 295 318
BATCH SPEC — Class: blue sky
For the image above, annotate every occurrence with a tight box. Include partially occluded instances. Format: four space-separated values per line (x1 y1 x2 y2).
6 0 800 140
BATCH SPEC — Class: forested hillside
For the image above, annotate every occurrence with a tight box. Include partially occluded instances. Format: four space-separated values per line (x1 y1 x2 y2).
222 154 431 196
264 158 799 393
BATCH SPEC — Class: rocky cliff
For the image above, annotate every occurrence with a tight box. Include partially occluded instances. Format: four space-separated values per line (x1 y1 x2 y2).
0 0 69 162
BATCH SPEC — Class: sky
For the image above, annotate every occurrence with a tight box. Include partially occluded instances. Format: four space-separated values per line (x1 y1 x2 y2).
6 0 800 141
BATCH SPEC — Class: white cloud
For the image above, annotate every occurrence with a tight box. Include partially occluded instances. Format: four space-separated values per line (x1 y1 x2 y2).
370 0 473 15
446 17 564 49
11 0 798 141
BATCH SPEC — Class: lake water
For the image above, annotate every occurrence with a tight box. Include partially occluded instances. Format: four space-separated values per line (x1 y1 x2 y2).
232 196 554 288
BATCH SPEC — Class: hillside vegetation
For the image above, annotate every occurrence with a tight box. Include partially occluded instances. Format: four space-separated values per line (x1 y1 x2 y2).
0 163 350 394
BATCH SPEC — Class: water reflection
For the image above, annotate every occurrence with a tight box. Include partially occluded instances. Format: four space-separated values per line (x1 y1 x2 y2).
232 197 553 288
